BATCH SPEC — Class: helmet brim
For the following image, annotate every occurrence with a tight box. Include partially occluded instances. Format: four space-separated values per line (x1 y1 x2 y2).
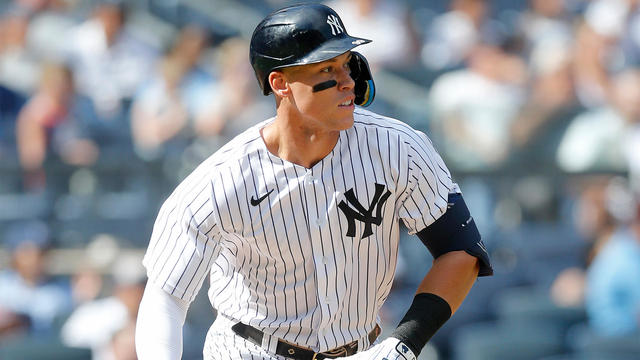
275 35 372 70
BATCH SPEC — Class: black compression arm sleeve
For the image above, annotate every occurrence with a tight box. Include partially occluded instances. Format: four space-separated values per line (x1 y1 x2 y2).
390 293 452 356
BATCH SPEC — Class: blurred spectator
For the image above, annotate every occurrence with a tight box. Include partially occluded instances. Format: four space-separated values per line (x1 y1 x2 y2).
12 0 68 13
509 0 579 164
24 1 78 63
556 69 640 172
0 221 73 337
326 0 415 71
516 0 573 59
428 41 527 171
573 0 640 107
586 0 640 66
61 252 145 360
421 0 501 71
64 0 157 130
550 176 636 307
109 321 137 360
509 54 577 162
0 6 40 97
15 62 99 190
0 5 37 143
627 132 640 196
550 266 586 308
130 25 216 160
196 36 272 140
623 1 640 65
14 62 70 177
174 36 274 175
576 177 629 261
572 19 610 108
70 265 104 305
622 70 640 195
585 198 640 337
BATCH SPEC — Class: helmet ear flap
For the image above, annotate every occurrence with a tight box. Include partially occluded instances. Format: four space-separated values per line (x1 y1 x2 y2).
349 52 375 107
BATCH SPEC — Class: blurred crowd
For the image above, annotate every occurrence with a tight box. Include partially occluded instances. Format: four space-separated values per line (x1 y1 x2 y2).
1 0 640 359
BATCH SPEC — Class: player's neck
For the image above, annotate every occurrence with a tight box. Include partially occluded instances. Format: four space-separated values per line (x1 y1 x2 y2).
261 114 340 169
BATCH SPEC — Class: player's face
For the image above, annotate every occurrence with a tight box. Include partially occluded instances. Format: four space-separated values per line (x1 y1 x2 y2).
283 52 356 131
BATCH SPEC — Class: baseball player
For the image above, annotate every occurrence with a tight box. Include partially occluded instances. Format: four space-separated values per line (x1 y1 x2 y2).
135 4 492 360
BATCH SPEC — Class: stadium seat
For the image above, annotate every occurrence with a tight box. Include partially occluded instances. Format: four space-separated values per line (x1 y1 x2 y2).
452 321 565 360
494 286 586 333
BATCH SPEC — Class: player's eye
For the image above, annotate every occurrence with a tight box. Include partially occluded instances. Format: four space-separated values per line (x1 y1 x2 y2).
320 66 332 73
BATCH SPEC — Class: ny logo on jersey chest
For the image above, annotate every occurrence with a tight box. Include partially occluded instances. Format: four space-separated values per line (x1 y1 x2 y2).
338 183 391 239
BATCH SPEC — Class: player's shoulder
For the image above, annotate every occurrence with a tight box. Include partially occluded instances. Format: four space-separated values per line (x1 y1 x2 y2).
352 108 433 147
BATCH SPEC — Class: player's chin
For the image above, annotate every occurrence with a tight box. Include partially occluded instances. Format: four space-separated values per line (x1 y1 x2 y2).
334 111 355 130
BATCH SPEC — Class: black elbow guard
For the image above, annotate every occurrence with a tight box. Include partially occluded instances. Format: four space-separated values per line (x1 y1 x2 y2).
417 193 493 276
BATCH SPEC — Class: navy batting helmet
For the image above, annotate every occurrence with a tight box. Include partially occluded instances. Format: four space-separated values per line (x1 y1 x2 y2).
250 4 374 104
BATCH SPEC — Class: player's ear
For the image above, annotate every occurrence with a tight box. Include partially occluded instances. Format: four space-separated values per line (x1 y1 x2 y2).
268 70 290 97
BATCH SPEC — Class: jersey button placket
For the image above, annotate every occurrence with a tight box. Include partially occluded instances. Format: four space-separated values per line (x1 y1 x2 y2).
303 170 330 342
305 170 334 338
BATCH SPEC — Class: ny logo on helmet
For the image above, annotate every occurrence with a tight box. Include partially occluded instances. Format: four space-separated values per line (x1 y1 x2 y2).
326 14 343 36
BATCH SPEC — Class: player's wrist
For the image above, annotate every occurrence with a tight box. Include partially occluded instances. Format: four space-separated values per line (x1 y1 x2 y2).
390 293 451 356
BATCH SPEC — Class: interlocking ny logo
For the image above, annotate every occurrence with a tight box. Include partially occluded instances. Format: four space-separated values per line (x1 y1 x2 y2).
338 183 391 239
326 14 343 36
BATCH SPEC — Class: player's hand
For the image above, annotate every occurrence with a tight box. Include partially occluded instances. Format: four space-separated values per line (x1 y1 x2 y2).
335 338 416 360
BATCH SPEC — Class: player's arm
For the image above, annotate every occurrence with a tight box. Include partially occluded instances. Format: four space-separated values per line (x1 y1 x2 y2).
343 193 492 360
413 192 494 312
135 282 190 360
391 192 492 357
415 249 479 313
137 171 219 359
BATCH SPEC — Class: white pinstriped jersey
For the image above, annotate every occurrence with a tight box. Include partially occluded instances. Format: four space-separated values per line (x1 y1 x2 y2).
142 108 459 355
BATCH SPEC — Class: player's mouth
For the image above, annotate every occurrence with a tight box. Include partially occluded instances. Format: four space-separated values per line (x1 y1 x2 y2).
338 98 354 109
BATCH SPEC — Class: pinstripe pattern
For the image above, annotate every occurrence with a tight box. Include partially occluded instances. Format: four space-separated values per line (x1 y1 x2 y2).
142 108 457 357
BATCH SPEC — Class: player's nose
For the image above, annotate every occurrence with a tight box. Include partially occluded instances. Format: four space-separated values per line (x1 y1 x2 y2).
337 67 355 91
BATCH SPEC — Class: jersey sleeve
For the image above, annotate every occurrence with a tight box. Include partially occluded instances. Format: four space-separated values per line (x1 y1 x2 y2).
142 175 220 302
397 130 459 234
